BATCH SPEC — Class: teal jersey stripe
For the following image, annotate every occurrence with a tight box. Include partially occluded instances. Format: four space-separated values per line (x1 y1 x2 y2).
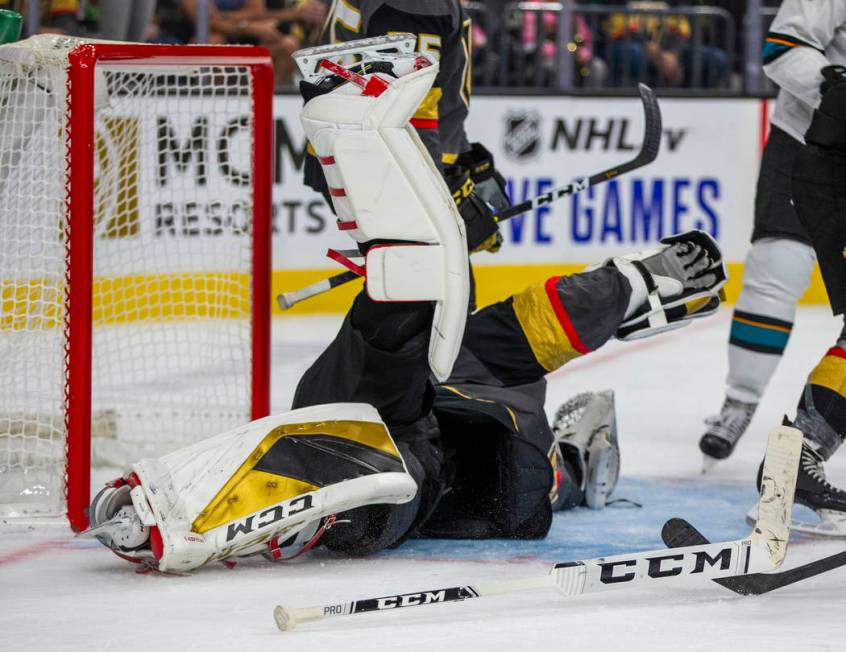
730 320 790 351
762 41 791 64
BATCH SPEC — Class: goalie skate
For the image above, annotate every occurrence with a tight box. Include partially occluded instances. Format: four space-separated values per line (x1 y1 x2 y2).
549 390 619 509
294 34 417 82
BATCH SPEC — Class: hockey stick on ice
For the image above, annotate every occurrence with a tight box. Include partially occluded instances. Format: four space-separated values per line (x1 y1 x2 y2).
662 517 846 596
276 83 662 310
273 426 800 631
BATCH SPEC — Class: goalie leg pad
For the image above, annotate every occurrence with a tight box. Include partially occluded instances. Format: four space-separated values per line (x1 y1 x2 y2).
86 404 418 572
300 55 469 381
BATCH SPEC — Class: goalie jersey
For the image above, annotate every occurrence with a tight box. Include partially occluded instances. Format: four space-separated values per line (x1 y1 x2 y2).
763 0 846 143
320 0 471 166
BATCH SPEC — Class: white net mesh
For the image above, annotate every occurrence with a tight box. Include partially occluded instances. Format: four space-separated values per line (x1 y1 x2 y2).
0 37 260 518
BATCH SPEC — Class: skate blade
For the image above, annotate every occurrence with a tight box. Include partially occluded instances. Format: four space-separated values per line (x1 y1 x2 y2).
792 510 846 539
701 455 720 474
585 443 616 509
745 501 758 527
747 502 846 538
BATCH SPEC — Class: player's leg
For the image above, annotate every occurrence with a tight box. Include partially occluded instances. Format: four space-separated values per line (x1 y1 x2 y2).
700 124 814 467
781 79 846 532
461 230 726 387
751 321 846 534
291 293 447 554
701 238 815 465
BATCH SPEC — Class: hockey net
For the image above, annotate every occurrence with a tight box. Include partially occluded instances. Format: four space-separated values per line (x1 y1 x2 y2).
0 36 272 529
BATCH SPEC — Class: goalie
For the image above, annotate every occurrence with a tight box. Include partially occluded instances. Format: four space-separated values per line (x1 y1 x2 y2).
83 42 727 572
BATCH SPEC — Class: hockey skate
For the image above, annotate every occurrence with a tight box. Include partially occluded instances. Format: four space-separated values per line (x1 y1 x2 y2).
748 440 846 538
700 397 757 472
79 478 154 565
549 390 619 509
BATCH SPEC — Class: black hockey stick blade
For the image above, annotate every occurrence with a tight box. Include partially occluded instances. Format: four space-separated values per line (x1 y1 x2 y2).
662 517 846 596
585 83 662 185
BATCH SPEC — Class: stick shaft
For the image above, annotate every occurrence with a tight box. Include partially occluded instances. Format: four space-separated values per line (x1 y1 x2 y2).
277 85 661 310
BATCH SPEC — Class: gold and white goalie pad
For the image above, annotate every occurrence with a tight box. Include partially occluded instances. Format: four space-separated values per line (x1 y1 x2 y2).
81 404 417 572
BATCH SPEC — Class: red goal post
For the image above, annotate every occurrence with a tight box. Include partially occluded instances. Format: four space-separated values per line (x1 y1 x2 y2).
0 37 273 531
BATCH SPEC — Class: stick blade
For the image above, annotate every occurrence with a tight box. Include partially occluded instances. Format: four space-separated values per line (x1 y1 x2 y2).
635 83 662 165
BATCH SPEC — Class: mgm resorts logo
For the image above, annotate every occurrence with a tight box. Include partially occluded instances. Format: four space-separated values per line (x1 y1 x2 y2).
503 110 542 161
93 116 141 239
58 116 142 240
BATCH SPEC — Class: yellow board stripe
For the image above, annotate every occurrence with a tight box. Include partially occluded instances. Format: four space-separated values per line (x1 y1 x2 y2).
270 261 829 315
511 280 582 372
809 351 846 398
1 272 250 331
0 261 829 329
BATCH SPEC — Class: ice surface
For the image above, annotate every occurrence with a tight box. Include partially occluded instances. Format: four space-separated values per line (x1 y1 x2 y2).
2 306 844 651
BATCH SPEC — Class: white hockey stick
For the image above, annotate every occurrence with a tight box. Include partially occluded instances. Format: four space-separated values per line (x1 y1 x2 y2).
273 426 803 631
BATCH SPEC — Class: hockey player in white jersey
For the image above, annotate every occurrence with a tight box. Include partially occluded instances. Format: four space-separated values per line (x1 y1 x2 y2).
700 0 846 469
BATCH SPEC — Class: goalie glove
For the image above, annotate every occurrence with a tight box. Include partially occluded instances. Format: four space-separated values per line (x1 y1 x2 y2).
596 230 728 340
446 167 502 253
456 142 510 212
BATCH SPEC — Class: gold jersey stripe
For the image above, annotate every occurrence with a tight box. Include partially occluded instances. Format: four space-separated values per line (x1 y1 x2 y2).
413 87 442 122
440 385 519 432
511 280 583 372
809 352 846 398
334 0 361 33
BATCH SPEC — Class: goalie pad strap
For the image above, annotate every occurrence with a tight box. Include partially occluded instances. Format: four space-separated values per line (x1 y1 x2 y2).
629 259 668 330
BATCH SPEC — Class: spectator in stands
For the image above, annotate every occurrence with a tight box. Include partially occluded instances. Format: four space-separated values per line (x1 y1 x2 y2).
99 0 157 42
179 0 325 86
603 1 727 88
35 0 84 36
521 8 606 88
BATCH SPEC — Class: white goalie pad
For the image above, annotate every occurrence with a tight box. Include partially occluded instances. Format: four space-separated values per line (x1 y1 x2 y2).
128 403 417 572
299 48 469 381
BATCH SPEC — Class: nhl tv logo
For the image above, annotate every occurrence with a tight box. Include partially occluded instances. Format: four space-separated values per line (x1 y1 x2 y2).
503 110 542 161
